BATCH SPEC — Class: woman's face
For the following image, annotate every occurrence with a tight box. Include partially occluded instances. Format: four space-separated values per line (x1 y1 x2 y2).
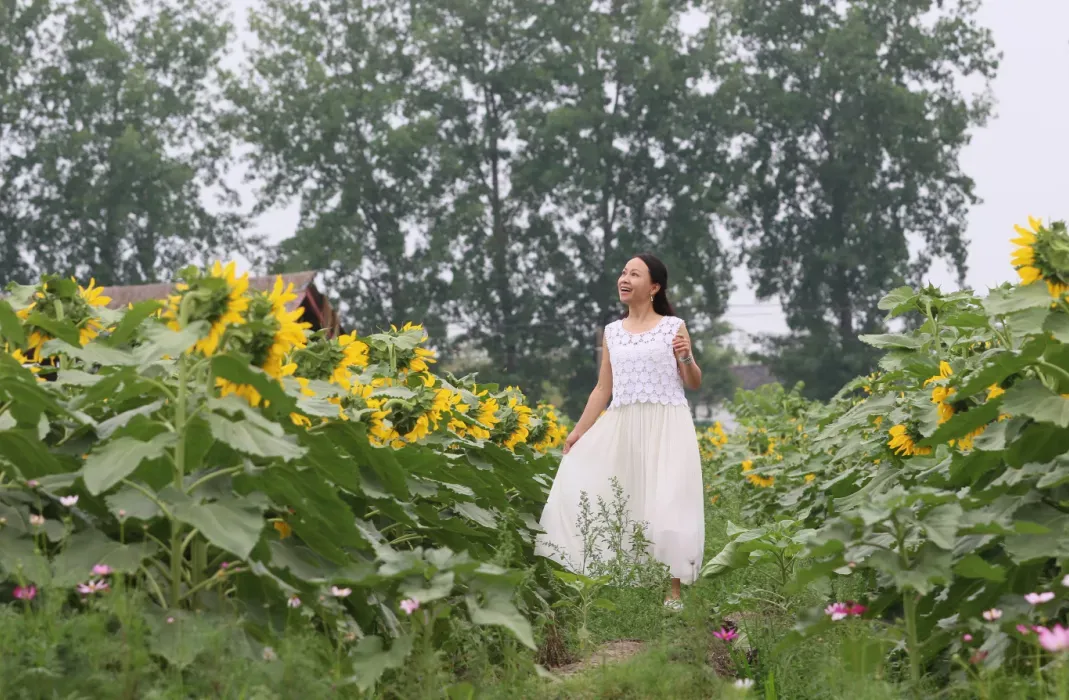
618 257 658 304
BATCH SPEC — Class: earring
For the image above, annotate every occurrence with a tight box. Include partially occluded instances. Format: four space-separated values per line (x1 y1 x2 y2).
650 294 654 303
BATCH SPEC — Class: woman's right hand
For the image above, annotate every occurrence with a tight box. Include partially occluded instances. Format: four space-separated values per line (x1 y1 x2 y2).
563 430 582 455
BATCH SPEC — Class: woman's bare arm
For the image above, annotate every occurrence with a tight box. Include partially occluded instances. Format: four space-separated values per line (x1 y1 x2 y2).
563 345 613 452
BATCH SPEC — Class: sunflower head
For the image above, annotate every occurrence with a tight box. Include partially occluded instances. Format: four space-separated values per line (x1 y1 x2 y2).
887 423 932 457
291 331 368 390
1011 217 1069 298
225 278 310 378
15 275 110 360
163 262 250 356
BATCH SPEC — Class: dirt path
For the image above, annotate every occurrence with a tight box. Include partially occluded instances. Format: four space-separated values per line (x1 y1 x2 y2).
551 639 646 677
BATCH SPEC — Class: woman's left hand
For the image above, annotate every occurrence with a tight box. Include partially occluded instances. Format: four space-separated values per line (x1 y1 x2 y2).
672 333 692 360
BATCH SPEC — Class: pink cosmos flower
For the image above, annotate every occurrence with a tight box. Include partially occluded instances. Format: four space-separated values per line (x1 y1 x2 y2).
982 608 1002 621
166 617 175 624
825 602 850 621
400 598 420 615
846 602 867 616
26 480 38 488
77 579 109 595
13 585 36 601
330 586 352 598
220 561 231 570
1037 625 1069 653
287 595 301 609
1062 574 1069 588
963 634 973 642
59 495 79 507
1017 625 1031 635
713 627 739 642
29 514 44 527
1025 592 1055 605
92 564 112 576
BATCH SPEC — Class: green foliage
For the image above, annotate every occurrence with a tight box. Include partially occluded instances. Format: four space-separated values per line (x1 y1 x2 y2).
705 268 1069 690
729 0 1000 399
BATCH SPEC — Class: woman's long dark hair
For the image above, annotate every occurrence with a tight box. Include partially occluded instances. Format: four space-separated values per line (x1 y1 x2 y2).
623 252 676 318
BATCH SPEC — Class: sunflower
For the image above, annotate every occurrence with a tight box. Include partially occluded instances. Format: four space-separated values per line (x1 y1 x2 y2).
747 473 775 488
887 424 932 457
741 460 753 473
165 262 250 356
1011 216 1069 298
925 361 956 424
17 276 111 359
464 394 500 441
499 395 533 450
950 424 986 451
804 473 816 483
986 384 1005 400
262 277 311 377
332 333 369 388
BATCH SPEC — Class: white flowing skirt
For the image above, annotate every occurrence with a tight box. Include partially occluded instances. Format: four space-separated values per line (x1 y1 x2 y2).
534 402 705 584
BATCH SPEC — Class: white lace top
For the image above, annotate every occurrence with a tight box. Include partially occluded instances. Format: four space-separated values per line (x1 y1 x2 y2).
605 316 688 409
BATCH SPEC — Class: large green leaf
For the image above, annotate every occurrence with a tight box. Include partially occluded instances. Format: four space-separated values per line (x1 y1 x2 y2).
347 635 414 692
917 401 1001 446
1002 380 1069 427
105 300 163 347
0 429 68 477
0 300 26 346
984 283 1052 315
133 322 208 364
82 432 178 494
858 333 924 350
170 496 264 560
211 354 297 417
953 554 1006 582
51 530 159 585
206 413 304 461
24 311 81 347
466 593 537 650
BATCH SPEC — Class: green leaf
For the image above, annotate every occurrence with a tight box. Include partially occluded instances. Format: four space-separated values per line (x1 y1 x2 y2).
96 400 166 440
105 300 163 347
953 554 1006 582
0 300 26 346
45 340 138 366
0 429 68 477
24 311 81 347
453 502 497 528
1044 313 1069 343
170 497 264 560
51 531 159 585
133 322 208 364
466 594 537 650
206 413 304 461
920 503 963 550
82 432 177 494
858 333 924 350
984 283 1052 315
1002 380 1069 428
347 635 414 692
211 354 297 417
106 486 163 521
145 611 218 669
917 400 1001 446
877 287 917 314
0 529 51 584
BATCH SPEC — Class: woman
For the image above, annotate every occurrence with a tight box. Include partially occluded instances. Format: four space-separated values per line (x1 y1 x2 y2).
535 253 704 608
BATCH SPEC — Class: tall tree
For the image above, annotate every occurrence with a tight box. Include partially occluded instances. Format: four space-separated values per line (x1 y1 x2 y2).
411 0 566 385
234 0 450 337
727 0 999 398
5 0 243 286
0 0 50 281
516 0 738 411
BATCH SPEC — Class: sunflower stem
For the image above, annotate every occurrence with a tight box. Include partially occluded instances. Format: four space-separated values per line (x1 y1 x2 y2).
169 354 189 608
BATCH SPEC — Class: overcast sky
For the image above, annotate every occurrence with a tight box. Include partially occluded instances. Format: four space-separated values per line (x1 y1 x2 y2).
234 0 1069 345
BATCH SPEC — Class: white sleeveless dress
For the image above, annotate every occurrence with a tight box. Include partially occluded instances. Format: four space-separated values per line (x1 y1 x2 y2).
535 316 705 583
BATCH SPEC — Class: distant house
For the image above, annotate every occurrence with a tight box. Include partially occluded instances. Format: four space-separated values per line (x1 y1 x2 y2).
729 364 777 391
102 270 341 337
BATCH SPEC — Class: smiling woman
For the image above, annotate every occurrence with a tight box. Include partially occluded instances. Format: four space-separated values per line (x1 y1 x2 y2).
535 253 705 608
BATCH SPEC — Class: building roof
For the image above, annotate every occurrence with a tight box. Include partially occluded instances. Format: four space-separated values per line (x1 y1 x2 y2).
102 270 340 336
101 270 319 313
730 363 777 390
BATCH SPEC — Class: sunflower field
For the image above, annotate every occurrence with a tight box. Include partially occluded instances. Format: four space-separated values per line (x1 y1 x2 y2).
0 262 571 693
701 216 1069 691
